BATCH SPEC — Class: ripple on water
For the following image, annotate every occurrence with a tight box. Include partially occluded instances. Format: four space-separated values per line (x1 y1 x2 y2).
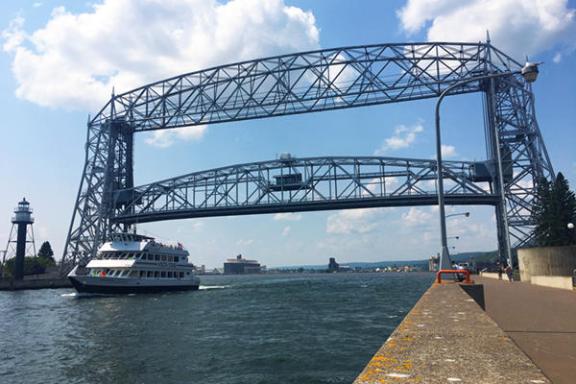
0 273 433 384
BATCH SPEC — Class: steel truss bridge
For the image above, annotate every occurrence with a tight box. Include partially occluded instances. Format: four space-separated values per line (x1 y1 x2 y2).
61 42 553 270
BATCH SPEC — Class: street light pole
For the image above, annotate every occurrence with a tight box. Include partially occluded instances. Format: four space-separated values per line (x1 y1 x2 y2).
435 63 539 272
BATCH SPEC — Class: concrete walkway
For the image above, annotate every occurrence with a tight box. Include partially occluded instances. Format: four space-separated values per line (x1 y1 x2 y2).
478 277 576 384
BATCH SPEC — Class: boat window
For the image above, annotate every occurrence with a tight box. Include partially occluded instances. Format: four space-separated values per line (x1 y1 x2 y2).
147 271 152 278
155 255 160 261
161 271 166 278
168 271 173 278
161 255 167 261
186 272 190 275
179 272 184 279
154 271 159 278
174 257 179 263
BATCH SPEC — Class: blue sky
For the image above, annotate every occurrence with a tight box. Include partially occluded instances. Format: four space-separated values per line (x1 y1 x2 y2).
0 0 574 268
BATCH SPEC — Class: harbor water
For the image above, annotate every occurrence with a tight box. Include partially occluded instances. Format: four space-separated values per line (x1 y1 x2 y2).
0 272 433 384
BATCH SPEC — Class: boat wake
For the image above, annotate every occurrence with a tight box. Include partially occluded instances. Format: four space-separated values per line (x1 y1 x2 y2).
199 285 230 290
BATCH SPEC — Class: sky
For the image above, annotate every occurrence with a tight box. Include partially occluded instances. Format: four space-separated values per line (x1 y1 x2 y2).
0 0 574 269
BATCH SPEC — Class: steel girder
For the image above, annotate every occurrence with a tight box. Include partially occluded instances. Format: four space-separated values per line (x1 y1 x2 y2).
110 156 498 223
91 42 519 130
61 42 553 270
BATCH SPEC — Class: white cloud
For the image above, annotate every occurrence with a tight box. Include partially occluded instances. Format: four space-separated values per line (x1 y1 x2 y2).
553 52 563 63
374 121 424 155
236 239 254 247
402 207 433 226
2 0 320 149
326 208 385 235
1 17 25 52
281 226 291 236
397 0 576 60
273 212 302 221
361 176 398 197
441 144 457 158
145 126 207 148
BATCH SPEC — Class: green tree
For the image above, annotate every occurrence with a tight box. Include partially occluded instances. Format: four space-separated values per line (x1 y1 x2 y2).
533 172 576 246
3 256 49 277
38 241 55 264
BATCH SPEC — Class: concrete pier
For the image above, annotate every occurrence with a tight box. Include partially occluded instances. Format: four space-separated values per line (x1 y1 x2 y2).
354 282 550 383
0 277 71 291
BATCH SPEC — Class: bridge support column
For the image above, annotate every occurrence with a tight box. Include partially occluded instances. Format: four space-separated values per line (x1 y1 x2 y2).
61 120 134 272
485 77 513 267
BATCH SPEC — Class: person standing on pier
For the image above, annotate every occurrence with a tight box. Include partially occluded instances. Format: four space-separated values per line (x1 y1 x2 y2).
504 263 514 282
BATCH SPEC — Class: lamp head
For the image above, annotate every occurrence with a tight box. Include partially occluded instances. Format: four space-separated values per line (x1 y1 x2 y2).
521 62 539 83
568 222 574 230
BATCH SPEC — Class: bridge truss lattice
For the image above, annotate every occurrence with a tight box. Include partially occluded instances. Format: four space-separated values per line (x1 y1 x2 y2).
61 42 553 270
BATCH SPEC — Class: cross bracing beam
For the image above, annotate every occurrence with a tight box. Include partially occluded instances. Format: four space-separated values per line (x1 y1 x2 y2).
61 41 554 271
110 156 498 224
91 42 520 130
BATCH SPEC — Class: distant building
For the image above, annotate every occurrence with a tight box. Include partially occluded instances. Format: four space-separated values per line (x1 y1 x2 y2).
328 257 339 273
224 254 262 274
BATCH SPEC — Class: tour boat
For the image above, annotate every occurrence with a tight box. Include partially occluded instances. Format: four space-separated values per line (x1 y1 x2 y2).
67 233 200 294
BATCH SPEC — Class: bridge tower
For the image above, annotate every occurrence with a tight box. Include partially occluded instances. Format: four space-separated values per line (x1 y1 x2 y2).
2 198 37 280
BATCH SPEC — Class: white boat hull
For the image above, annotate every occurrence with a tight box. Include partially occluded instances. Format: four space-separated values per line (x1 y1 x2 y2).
68 267 200 294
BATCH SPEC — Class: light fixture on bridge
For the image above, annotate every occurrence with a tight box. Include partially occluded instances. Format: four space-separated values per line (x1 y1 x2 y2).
521 62 540 83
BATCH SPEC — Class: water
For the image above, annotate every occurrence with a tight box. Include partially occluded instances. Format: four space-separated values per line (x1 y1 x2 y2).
0 273 433 384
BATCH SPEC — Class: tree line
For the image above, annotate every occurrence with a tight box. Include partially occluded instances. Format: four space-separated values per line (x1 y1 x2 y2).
533 172 576 246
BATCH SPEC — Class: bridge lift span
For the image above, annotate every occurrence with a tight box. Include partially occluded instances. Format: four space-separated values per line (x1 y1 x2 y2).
61 42 554 271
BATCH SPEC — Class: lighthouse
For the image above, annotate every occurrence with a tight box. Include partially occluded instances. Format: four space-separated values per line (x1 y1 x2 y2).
3 198 37 280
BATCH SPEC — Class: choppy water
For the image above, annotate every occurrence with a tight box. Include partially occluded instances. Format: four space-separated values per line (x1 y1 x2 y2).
0 272 433 384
